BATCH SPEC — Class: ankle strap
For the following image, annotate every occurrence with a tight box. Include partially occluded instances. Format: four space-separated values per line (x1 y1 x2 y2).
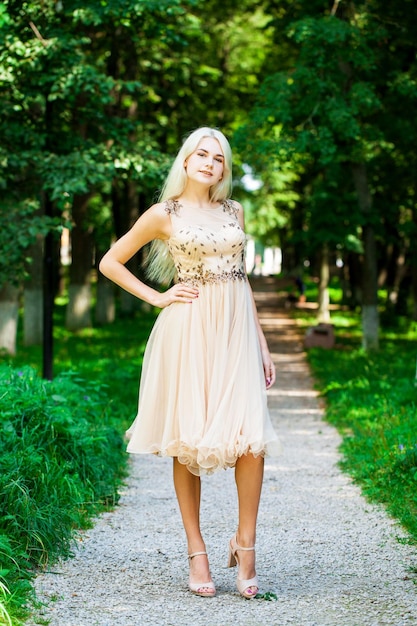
233 535 255 552
235 545 255 552
188 551 207 560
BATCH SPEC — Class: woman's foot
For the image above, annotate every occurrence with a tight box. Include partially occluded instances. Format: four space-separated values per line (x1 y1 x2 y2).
228 534 259 599
188 551 216 597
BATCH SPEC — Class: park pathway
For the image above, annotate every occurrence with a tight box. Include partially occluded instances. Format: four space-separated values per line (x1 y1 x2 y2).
29 277 417 626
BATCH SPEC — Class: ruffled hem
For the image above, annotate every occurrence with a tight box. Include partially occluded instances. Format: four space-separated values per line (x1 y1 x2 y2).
126 436 282 476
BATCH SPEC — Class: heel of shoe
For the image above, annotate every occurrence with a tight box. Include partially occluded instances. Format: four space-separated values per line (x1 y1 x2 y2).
227 544 237 568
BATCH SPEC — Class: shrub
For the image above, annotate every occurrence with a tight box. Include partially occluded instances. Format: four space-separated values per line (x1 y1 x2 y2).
0 365 128 622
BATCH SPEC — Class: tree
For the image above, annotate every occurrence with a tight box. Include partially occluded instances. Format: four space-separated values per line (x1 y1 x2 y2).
0 0 171 353
240 1 417 348
0 199 59 354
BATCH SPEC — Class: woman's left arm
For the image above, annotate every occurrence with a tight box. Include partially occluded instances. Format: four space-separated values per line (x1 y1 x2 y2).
235 200 276 389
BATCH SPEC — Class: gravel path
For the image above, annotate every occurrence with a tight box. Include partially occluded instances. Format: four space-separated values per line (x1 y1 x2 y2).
29 279 417 626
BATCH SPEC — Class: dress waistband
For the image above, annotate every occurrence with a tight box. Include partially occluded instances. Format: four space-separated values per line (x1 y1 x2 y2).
177 268 246 286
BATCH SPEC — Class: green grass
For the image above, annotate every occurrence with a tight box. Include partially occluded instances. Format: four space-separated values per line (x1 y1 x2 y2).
9 302 157 428
0 302 157 624
296 304 417 543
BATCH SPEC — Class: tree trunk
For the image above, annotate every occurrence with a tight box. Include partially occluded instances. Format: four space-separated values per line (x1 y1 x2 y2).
345 251 362 308
0 283 19 355
382 242 407 311
95 279 115 325
65 193 93 330
24 234 44 345
411 210 417 321
351 163 379 350
317 243 330 323
95 235 115 325
111 180 140 315
411 261 417 321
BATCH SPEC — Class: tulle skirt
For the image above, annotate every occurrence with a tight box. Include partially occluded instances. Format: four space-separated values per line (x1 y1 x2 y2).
126 279 280 475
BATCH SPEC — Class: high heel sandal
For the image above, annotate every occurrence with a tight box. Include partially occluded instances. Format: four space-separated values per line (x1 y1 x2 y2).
188 551 216 597
227 534 259 599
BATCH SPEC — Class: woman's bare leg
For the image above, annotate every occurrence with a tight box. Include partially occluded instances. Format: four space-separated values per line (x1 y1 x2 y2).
234 454 264 581
173 458 213 588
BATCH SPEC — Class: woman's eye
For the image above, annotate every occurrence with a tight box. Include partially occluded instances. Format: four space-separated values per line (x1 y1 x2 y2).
195 151 223 163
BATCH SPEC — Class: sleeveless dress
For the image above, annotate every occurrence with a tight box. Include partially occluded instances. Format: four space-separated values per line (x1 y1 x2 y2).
126 198 280 475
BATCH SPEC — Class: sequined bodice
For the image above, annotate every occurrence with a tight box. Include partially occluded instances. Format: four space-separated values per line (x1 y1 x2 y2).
165 199 246 286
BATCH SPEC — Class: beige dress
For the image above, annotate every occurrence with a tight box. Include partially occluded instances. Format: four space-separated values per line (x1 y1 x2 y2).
126 198 280 475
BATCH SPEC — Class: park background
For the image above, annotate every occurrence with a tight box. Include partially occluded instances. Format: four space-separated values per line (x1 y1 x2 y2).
1 1 417 624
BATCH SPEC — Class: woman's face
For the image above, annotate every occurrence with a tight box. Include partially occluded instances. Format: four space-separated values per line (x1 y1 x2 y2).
184 137 224 187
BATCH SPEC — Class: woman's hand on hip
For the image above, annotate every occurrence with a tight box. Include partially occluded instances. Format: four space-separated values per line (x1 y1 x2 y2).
154 283 199 308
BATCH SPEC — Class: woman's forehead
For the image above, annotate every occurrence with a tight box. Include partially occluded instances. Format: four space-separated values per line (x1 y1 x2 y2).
196 136 223 155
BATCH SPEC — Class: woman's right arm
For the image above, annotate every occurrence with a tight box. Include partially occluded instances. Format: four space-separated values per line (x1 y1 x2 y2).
99 203 199 308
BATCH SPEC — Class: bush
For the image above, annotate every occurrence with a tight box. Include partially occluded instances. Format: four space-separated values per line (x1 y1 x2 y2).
0 365 128 623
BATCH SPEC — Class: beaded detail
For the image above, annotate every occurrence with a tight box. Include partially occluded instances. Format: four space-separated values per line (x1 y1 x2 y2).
165 198 246 286
165 198 180 216
178 268 246 287
221 198 239 217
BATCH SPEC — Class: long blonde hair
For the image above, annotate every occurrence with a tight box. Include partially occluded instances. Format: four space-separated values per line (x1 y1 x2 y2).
146 127 233 284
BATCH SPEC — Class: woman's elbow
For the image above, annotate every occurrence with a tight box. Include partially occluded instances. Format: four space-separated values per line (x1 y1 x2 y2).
98 253 111 278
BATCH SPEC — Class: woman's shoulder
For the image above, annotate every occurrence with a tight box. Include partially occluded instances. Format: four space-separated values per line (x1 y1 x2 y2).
133 202 172 240
144 200 180 220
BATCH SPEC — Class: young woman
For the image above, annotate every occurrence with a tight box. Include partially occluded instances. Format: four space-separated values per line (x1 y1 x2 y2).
99 127 280 599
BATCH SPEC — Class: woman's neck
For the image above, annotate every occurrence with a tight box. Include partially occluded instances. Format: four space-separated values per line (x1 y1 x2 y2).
177 187 214 209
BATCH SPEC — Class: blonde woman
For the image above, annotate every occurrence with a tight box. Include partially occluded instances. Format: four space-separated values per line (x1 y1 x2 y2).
99 127 280 599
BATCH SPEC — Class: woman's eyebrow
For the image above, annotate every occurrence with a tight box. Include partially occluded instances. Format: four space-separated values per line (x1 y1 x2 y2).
197 148 224 158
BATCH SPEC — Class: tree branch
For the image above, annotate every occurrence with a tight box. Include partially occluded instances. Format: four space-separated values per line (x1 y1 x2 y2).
29 21 48 47
330 0 341 16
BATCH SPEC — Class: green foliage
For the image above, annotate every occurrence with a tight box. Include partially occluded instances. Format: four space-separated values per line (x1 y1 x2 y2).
0 199 61 288
0 0 176 276
0 0 278 305
0 303 156 619
306 320 417 540
0 2 9 28
239 12 381 251
0 535 32 625
238 1 417 334
0 363 128 621
255 591 278 601
0 581 12 626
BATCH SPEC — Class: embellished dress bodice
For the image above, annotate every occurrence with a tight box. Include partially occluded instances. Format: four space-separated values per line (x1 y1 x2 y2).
126 197 281 476
165 198 246 286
